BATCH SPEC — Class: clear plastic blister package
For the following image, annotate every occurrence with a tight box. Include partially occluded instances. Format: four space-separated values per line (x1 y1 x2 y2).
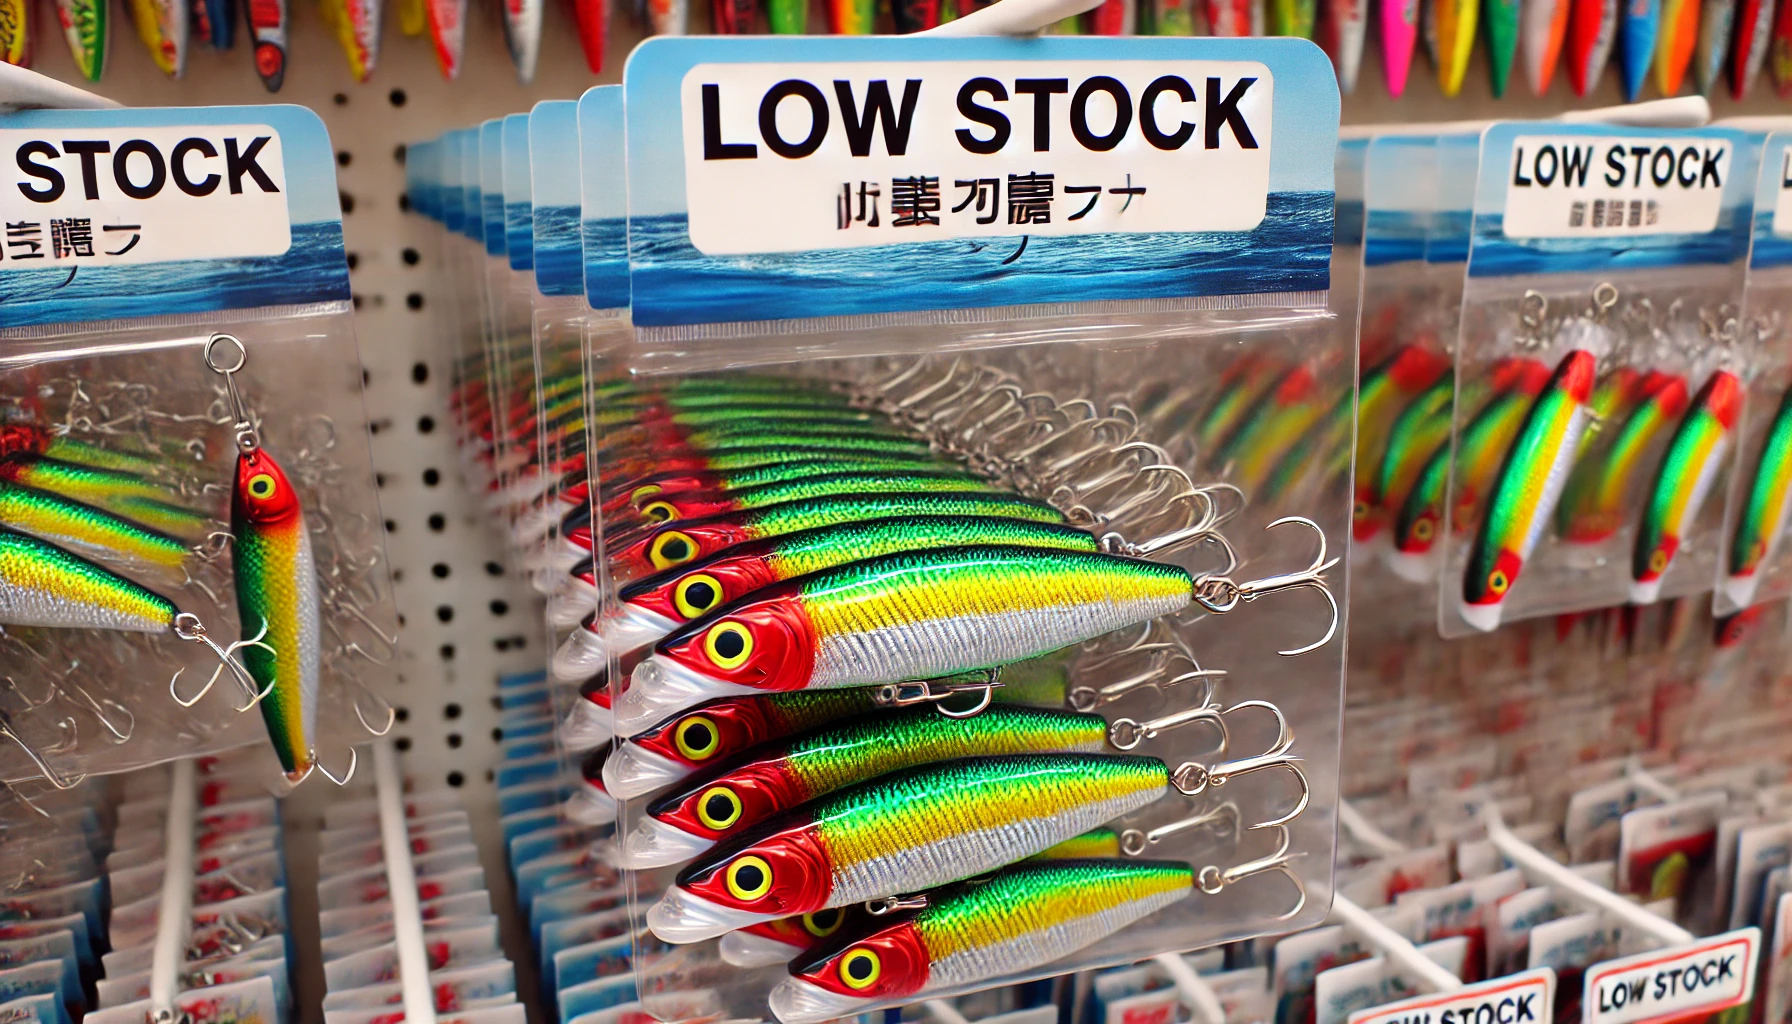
1439 123 1757 637
548 33 1352 1024
0 105 397 786
1715 130 1792 615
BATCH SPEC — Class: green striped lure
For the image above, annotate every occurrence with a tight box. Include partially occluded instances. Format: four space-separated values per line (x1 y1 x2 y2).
1356 374 1454 543
0 456 188 517
595 471 1001 541
1555 370 1687 545
0 481 191 576
1724 383 1792 609
771 848 1301 1023
106 496 214 543
0 427 168 478
1631 370 1743 605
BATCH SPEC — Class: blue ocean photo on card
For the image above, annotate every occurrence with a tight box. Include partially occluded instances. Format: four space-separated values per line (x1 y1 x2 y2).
1749 133 1792 270
578 86 629 311
532 100 585 298
504 113 535 272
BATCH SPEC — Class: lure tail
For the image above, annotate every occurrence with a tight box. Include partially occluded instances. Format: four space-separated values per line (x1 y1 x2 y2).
1487 0 1522 94
127 0 187 76
1523 0 1571 93
191 0 231 46
54 0 106 79
1730 0 1770 94
1436 0 1480 94
1694 0 1733 91
1654 0 1699 94
1724 385 1792 610
1771 0 1792 93
502 0 538 80
1319 0 1368 89
1567 0 1619 93
242 0 286 89
1270 0 1317 35
322 0 378 80
423 0 462 77
1384 0 1422 92
1620 0 1661 99
568 0 601 69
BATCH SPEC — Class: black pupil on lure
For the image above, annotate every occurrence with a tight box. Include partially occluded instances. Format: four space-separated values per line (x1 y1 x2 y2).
706 793 733 820
714 629 746 660
649 506 672 521
735 862 765 890
811 909 840 930
846 955 874 980
686 581 717 608
662 538 690 560
684 722 713 750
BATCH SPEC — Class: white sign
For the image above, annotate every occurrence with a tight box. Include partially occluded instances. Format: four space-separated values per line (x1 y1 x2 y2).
1501 135 1731 240
1348 968 1556 1024
1581 928 1760 1024
0 125 291 267
1772 149 1792 237
680 60 1274 255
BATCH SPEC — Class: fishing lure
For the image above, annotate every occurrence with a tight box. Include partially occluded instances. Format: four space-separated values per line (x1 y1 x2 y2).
1771 0 1792 92
1 0 28 65
1435 0 1479 93
1655 0 1699 93
1723 385 1792 609
423 0 462 78
0 526 181 633
593 471 1001 540
1487 0 1522 94
1524 0 1572 93
127 0 187 76
1383 0 1422 93
321 0 377 80
242 0 288 89
0 457 186 517
622 707 1113 868
1460 349 1599 632
566 748 616 826
0 482 190 575
647 754 1175 942
108 496 213 543
190 0 231 47
764 0 801 26
647 0 686 33
1694 0 1733 91
1567 0 1619 93
502 0 539 81
595 492 1070 586
1350 345 1453 545
1729 0 1770 94
1631 370 1741 604
1620 0 1661 99
205 336 337 785
557 516 1101 680
1556 371 1687 544
772 851 1298 1023
1087 0 1127 33
54 0 106 79
598 452 958 520
1357 375 1453 543
1218 366 1327 497
1195 357 1284 455
1390 359 1551 578
1269 0 1315 35
397 0 422 35
1317 0 1367 88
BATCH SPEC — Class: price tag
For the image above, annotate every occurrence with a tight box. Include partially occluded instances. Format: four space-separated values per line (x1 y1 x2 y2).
1581 928 1760 1024
1348 968 1556 1024
1501 135 1731 240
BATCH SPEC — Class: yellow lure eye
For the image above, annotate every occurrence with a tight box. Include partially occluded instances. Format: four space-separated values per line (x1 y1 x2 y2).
725 855 773 901
674 574 725 619
1649 550 1669 574
673 716 720 760
248 474 277 499
705 622 754 670
641 500 680 523
650 531 698 570
696 786 743 830
839 949 882 990
1488 571 1509 595
1413 519 1434 542
631 484 664 505
803 909 844 938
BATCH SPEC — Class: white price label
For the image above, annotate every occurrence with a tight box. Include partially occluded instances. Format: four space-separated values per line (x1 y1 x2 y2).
679 60 1273 256
0 125 291 267
1772 150 1792 237
1582 928 1759 1024
1501 135 1730 240
1349 969 1556 1024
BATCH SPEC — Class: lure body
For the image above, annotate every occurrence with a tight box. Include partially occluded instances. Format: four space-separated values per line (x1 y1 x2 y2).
1351 346 1454 545
1694 0 1733 90
1556 371 1687 544
891 0 941 30
1359 376 1453 543
423 0 462 78
0 0 25 64
1320 0 1368 88
108 496 211 543
322 0 377 80
1460 350 1598 632
1524 0 1572 92
1384 0 1422 92
625 707 1110 868
1087 0 1127 33
0 482 189 573
570 0 603 74
191 0 231 47
622 546 1191 730
1195 358 1283 454
826 0 872 27
602 493 1068 584
1219 366 1326 496
598 471 999 540
0 457 180 516
1487 0 1522 94
1620 0 1660 98
1153 0 1195 33
1269 0 1316 34
1724 385 1792 608
1568 0 1619 92
773 859 1193 1023
0 528 176 632
502 0 539 80
1730 0 1770 93
0 431 164 478
54 0 105 79
600 455 954 519
1772 0 1792 92
596 446 944 509
562 516 1099 679
230 447 321 782
397 0 422 37
1655 0 1699 92
128 0 186 75
1631 371 1742 604
242 0 287 89
650 755 1170 942
1435 0 1480 94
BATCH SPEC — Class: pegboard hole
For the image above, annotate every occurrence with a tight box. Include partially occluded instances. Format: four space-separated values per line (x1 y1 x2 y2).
395 737 412 752
395 144 408 163
404 248 422 267
491 728 503 742
440 644 456 661
428 514 446 532
436 605 454 623
447 734 462 749
395 707 410 723
485 562 504 576
447 771 464 788
340 191 355 215
332 92 348 105
418 415 436 434
490 600 509 617
384 519 397 533
346 253 359 270
432 563 450 579
446 703 462 719
411 361 428 383
407 293 425 311
389 88 408 107
337 150 352 167
423 468 441 487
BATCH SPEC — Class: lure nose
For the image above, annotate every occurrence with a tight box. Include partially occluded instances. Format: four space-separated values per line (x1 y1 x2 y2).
1458 599 1504 633
768 978 876 1024
561 782 618 826
1723 573 1761 612
647 886 776 943
598 606 679 659
1382 548 1435 585
718 929 803 969
551 624 609 682
615 656 746 736
617 814 717 868
603 741 693 799
558 699 614 752
1628 577 1665 606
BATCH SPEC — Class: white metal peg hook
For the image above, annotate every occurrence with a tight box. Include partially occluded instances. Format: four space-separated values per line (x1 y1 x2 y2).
916 0 1109 35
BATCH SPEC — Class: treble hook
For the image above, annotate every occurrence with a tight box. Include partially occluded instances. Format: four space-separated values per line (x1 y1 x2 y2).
170 614 275 711
353 685 396 737
1188 517 1340 657
1120 800 1238 855
1107 702 1230 753
1167 700 1308 829
1196 824 1306 920
312 747 357 786
0 712 84 790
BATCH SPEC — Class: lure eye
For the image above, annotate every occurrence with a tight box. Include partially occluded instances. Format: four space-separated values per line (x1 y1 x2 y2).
674 574 725 619
803 909 844 938
1649 549 1669 574
650 531 698 570
631 485 663 505
641 501 679 523
1487 570 1509 596
247 473 277 500
1352 500 1369 520
838 948 881 990
725 855 773 901
674 716 720 761
705 622 754 670
1413 518 1434 542
696 786 743 830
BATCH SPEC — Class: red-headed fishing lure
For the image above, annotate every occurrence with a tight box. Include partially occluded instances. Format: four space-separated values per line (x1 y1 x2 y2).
1630 370 1742 604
